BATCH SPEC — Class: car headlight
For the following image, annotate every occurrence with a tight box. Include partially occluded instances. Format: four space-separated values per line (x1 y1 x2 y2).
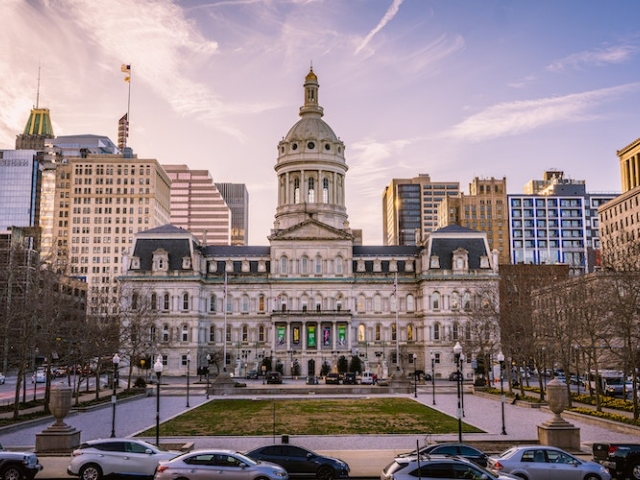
272 470 288 477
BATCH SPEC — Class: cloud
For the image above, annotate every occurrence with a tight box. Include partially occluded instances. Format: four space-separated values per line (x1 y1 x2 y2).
447 83 640 142
354 0 404 56
547 44 637 72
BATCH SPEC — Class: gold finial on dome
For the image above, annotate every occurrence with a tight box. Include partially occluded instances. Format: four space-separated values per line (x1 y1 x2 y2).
305 67 317 82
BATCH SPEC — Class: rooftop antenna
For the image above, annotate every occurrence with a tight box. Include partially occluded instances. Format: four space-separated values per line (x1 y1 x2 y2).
35 64 41 108
121 63 132 149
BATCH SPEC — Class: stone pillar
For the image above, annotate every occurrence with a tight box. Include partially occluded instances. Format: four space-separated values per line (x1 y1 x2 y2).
537 377 580 450
35 385 81 453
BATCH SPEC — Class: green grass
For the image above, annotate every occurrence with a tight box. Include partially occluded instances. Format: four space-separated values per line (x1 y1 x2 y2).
136 398 484 437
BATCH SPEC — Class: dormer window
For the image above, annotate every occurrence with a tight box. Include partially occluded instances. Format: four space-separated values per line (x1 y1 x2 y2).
182 256 192 269
130 256 140 270
152 248 169 272
452 248 469 273
430 256 440 269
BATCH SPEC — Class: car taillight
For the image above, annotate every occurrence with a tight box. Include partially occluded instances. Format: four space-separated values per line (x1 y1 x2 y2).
491 461 503 471
157 465 169 473
608 446 619 455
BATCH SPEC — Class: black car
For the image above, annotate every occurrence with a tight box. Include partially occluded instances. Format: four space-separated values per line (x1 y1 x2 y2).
266 372 282 384
325 373 340 385
246 370 258 379
343 373 357 384
245 444 350 480
397 443 489 467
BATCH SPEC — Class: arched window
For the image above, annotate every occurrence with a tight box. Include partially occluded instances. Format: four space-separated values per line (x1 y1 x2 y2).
294 178 300 203
431 292 440 310
315 255 322 275
280 256 288 275
451 291 460 310
301 295 308 312
406 294 415 312
181 324 188 342
279 295 288 311
434 323 441 340
322 178 329 203
258 295 265 312
162 324 169 342
163 293 170 311
308 177 315 202
357 294 366 312
373 294 382 312
259 325 265 342
391 323 397 341
407 324 414 342
301 256 309 275
242 325 248 342
463 291 471 311
209 326 215 342
182 293 189 311
210 294 217 313
358 324 366 342
335 256 343 275
315 295 322 312
241 295 249 313
375 324 381 341
151 293 157 310
452 322 459 340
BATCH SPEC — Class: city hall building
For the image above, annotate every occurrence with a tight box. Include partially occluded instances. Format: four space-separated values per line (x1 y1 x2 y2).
119 69 500 379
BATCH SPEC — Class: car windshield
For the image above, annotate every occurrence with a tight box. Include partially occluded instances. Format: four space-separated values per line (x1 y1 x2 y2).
135 440 160 453
497 447 518 458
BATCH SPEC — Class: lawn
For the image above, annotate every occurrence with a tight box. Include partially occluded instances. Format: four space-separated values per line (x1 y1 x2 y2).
137 397 484 437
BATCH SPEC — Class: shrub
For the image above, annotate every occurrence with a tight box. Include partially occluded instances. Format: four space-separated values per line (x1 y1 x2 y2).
134 377 147 388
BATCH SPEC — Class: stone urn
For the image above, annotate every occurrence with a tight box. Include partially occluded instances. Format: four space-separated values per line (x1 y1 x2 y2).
49 384 73 427
546 377 569 422
537 377 580 449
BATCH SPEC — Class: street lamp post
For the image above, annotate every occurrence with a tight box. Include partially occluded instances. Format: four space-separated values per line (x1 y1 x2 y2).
154 355 163 447
453 341 463 443
110 353 120 438
430 352 436 405
206 353 211 400
412 353 418 398
497 351 507 435
186 351 192 408
460 353 465 417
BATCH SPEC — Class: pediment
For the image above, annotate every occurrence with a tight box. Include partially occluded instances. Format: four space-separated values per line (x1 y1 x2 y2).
269 219 353 241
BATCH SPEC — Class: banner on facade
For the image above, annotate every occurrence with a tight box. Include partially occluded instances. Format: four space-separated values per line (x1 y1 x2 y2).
323 326 331 346
292 326 300 345
338 325 346 346
277 325 285 346
307 325 316 348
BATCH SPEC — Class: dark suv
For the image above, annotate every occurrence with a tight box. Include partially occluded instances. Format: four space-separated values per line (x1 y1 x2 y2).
266 371 282 384
0 444 42 480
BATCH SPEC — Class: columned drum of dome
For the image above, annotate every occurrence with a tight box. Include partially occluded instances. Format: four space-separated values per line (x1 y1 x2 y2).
274 68 349 232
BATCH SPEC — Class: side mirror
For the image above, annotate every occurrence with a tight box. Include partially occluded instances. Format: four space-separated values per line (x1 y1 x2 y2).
145 449 153 454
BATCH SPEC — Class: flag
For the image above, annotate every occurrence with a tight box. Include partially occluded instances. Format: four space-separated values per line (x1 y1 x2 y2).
121 64 131 82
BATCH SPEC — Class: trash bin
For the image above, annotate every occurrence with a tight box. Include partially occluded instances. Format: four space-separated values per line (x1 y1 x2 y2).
281 435 289 444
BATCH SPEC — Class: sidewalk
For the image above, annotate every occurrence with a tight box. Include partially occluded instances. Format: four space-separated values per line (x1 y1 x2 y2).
2 379 639 478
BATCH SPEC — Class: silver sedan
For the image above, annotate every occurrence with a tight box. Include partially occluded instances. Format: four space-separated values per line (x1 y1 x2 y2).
487 445 611 480
155 450 288 480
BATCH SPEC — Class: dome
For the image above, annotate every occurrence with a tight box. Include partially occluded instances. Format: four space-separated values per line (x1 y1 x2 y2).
284 117 339 143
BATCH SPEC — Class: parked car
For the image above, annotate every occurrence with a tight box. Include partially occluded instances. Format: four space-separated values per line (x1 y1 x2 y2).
246 370 258 380
448 371 463 381
487 445 611 480
0 373 5 385
245 444 349 480
593 442 640 479
325 373 341 385
382 454 518 480
67 438 181 480
0 444 43 480
360 372 376 385
343 373 356 385
266 372 282 384
397 443 489 467
31 369 46 384
155 449 288 480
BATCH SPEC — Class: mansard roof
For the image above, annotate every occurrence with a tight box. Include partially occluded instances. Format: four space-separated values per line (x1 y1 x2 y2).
132 238 192 271
427 225 490 270
353 245 419 257
202 245 271 257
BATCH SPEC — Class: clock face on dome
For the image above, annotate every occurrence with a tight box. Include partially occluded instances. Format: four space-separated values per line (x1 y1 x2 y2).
307 142 315 149
292 143 298 150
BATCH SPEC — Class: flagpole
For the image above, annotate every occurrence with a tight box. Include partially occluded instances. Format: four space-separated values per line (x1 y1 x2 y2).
395 272 400 373
126 67 131 149
223 272 227 372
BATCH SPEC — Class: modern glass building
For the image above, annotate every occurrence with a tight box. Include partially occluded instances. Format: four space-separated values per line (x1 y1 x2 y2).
0 150 41 232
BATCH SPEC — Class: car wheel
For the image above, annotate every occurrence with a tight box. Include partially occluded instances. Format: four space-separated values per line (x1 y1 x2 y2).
79 463 103 480
632 462 640 480
1 464 25 480
583 475 601 480
513 475 528 480
316 467 335 480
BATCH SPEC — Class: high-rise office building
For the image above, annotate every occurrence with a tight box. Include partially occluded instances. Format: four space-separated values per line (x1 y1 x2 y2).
51 152 171 314
523 169 566 194
509 172 617 274
163 164 231 245
438 177 509 264
215 183 249 246
0 150 42 234
382 174 459 246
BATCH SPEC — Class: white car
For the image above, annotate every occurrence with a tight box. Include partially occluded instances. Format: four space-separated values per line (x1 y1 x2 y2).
31 369 46 384
0 372 5 384
67 438 181 480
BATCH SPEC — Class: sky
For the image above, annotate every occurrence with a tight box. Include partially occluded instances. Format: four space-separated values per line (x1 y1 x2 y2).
2 0 640 245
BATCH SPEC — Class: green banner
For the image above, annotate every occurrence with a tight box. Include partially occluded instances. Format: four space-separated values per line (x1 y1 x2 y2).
338 325 346 346
307 325 316 348
277 325 285 346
